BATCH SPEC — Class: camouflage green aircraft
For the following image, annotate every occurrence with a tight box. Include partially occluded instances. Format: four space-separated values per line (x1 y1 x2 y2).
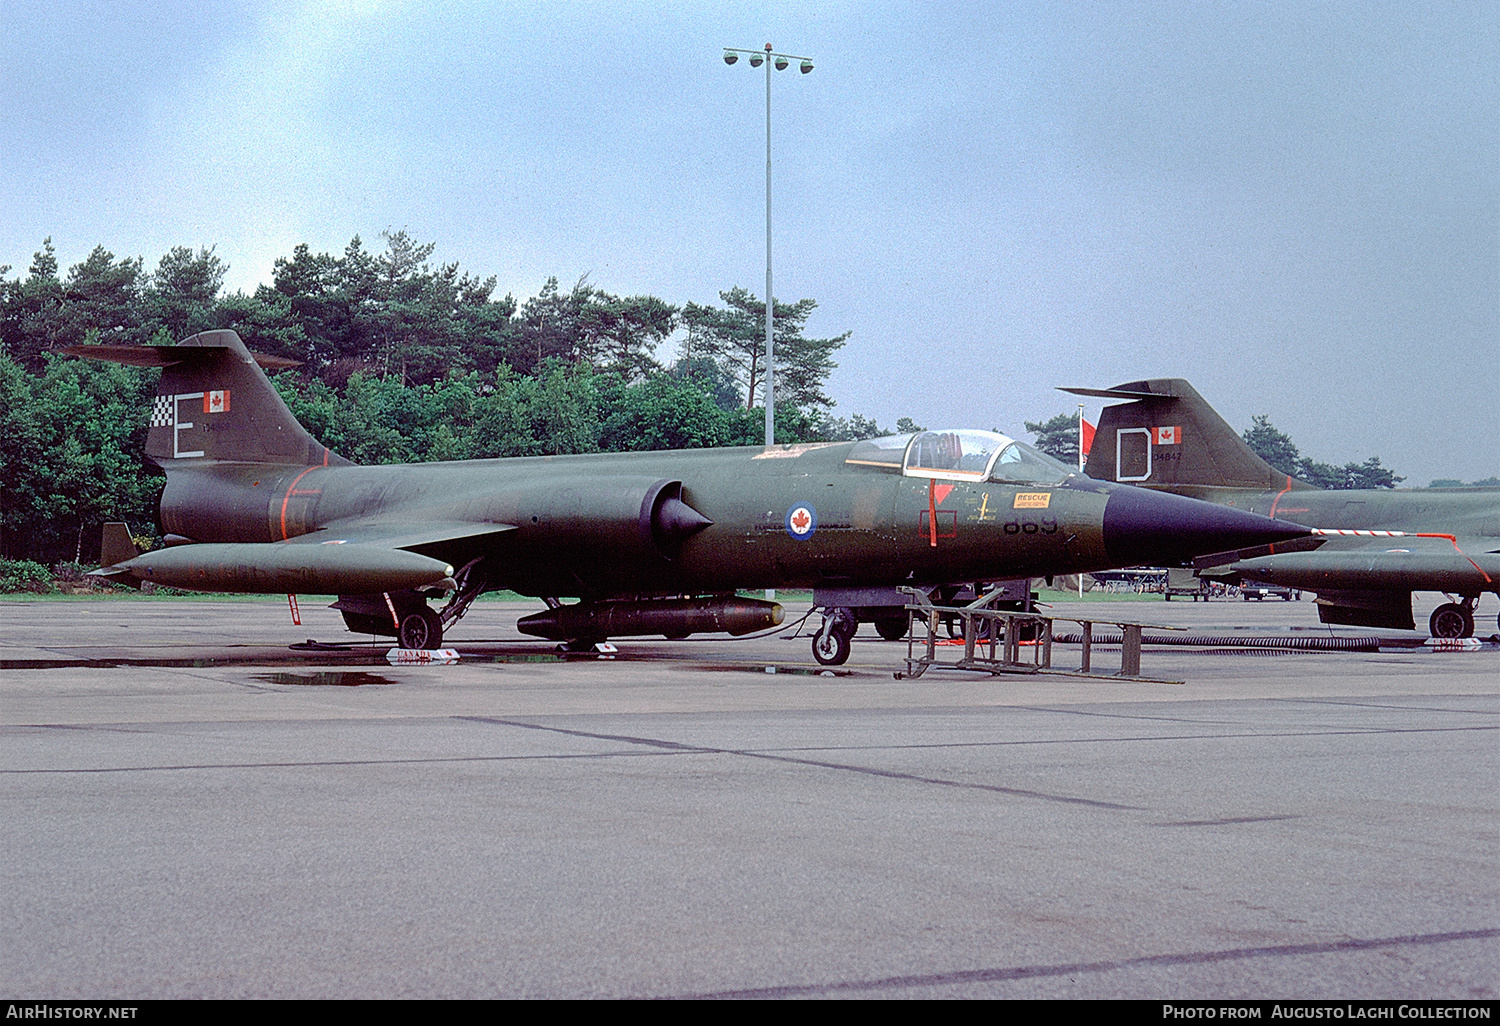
65 332 1308 664
1064 379 1500 638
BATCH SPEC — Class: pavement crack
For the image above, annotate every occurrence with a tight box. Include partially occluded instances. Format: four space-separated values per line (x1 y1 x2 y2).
670 927 1500 999
458 716 1138 809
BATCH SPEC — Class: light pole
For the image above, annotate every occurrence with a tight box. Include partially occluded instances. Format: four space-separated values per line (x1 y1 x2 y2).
723 43 813 446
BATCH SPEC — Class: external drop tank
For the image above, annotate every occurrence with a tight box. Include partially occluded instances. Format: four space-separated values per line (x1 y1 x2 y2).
517 596 784 641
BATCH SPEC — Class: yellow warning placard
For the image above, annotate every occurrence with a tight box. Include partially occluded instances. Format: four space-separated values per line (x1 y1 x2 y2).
1013 492 1052 509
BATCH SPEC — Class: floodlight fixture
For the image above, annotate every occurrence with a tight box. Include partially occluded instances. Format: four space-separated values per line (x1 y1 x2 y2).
721 42 815 447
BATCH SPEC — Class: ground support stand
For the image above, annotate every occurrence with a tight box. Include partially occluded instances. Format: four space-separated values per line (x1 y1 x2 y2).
895 587 1182 684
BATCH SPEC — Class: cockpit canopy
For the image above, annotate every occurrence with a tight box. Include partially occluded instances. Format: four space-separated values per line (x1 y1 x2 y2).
845 430 1073 485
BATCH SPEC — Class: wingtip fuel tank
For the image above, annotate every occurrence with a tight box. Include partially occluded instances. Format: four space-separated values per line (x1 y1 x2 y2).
104 542 456 596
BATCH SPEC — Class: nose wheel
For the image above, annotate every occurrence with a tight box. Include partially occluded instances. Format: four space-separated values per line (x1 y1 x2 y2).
812 608 856 666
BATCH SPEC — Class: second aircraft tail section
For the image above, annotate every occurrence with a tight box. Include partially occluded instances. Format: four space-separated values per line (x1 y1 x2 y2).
1062 378 1308 493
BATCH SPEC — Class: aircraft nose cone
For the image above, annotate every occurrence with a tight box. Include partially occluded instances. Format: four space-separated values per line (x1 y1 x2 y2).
1102 486 1310 567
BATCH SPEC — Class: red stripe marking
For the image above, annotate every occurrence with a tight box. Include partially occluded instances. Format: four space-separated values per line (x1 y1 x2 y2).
1266 475 1296 553
1417 533 1493 583
279 467 318 540
1268 475 1295 519
928 480 938 548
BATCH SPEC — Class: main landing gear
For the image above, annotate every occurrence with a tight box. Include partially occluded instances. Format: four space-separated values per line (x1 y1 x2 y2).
397 606 444 649
338 595 448 649
1429 598 1478 639
337 558 486 649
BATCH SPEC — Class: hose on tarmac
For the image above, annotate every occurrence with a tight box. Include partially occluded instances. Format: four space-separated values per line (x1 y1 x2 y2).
1051 632 1381 652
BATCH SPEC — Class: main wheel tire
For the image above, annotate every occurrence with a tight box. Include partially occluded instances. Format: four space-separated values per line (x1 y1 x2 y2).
812 624 852 666
397 607 443 649
874 616 907 641
1429 602 1474 639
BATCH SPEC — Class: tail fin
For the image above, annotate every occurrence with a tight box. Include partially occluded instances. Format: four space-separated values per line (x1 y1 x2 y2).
1061 378 1309 491
99 522 139 567
64 330 348 468
90 521 142 588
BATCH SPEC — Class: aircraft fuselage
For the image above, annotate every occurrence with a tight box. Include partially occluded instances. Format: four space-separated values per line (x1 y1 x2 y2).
159 443 1127 599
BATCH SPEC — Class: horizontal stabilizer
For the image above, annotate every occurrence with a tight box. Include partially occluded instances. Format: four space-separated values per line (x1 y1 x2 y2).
60 343 301 369
1059 386 1166 400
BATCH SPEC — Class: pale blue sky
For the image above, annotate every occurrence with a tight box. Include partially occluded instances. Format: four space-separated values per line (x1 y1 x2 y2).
4 1 1496 481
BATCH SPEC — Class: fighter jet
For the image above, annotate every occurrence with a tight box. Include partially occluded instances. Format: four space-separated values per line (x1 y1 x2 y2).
65 332 1308 664
1063 379 1499 638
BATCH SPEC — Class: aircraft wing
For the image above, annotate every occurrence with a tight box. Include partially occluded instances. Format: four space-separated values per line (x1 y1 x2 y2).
280 519 519 558
1214 535 1498 631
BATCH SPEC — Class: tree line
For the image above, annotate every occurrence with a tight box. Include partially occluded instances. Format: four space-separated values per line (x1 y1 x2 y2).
1 233 889 564
16 232 1463 572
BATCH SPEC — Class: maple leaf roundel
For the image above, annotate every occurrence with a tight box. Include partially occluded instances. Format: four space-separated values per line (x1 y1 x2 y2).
785 504 817 540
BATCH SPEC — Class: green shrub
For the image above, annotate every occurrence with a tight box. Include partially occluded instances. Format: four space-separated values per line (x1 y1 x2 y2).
0 559 57 593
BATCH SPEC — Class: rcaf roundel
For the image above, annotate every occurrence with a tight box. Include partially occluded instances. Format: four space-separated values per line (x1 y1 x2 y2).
785 504 817 539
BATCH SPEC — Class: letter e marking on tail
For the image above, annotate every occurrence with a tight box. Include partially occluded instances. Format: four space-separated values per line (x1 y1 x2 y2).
173 392 205 458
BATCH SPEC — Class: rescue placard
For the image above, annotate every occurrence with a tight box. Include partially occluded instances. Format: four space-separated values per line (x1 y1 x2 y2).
1013 492 1052 509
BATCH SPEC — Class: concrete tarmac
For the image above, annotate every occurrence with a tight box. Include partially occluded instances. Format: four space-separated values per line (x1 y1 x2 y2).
2 594 1496 999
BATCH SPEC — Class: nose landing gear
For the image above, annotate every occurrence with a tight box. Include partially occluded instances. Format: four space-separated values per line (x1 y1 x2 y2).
812 608 857 666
